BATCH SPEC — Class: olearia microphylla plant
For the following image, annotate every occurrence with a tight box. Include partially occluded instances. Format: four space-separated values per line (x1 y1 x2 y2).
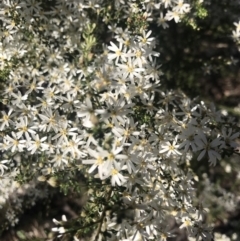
0 0 239 240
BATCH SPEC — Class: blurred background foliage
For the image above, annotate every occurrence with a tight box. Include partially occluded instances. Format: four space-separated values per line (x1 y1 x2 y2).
155 0 240 107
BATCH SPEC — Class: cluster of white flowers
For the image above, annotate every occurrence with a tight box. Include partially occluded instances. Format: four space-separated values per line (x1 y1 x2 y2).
0 0 239 240
0 171 49 227
190 232 238 241
140 0 191 28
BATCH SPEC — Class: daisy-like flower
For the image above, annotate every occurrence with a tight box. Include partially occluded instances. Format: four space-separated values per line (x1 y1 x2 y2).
38 108 60 132
143 1 161 12
82 146 108 179
165 10 181 23
131 44 147 67
0 160 9 175
232 29 240 41
173 0 191 14
104 161 126 186
161 0 174 8
159 136 182 156
104 144 128 172
24 0 42 15
52 120 78 145
25 79 44 94
117 58 145 81
195 132 222 166
36 97 54 110
178 126 198 152
138 30 155 46
63 135 86 159
108 41 127 64
4 132 26 152
157 12 169 29
27 133 48 154
191 222 213 241
104 96 134 126
0 109 14 130
10 91 28 106
112 117 140 142
43 86 59 101
15 116 36 139
50 150 68 168
220 127 239 149
233 20 240 32
60 92 79 112
77 97 105 128
179 217 193 231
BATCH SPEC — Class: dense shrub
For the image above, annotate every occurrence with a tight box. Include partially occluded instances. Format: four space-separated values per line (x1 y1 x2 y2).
0 0 239 240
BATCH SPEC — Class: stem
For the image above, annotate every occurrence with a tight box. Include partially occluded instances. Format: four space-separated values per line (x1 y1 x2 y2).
94 186 113 241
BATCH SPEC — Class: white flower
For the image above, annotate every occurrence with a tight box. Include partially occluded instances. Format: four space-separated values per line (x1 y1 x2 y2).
82 146 108 179
221 127 239 149
0 160 9 175
4 132 26 152
52 215 67 237
38 108 59 132
27 133 48 154
60 92 79 112
157 12 169 28
195 132 222 165
36 97 54 110
138 30 155 46
103 161 126 186
160 0 174 8
131 45 147 67
10 91 28 106
104 144 128 173
165 10 181 23
117 58 145 81
179 218 193 230
0 109 14 130
15 116 36 139
112 118 140 142
24 0 42 15
104 96 134 126
232 30 240 41
159 136 182 156
234 21 240 32
179 126 198 152
50 150 68 168
53 214 67 225
173 0 191 14
63 135 86 158
43 86 59 101
52 120 78 144
108 41 127 64
191 223 213 241
77 97 105 128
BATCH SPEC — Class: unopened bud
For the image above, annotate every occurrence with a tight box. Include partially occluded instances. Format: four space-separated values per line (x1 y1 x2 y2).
38 175 46 182
47 177 58 187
